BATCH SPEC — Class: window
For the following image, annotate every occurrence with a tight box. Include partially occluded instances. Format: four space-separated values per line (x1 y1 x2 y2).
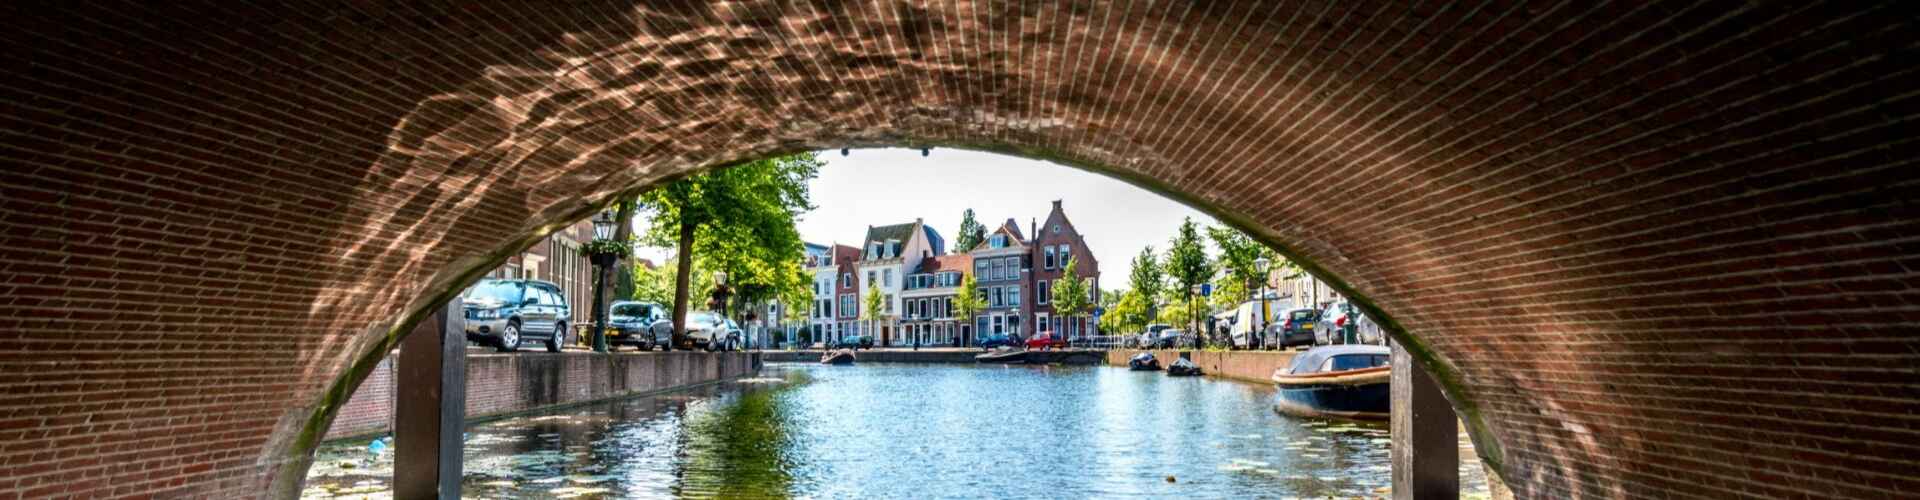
991 287 1004 307
841 273 851 287
1008 286 1020 306
990 234 1006 248
840 295 854 314
884 269 894 287
1058 244 1071 265
1052 224 1060 234
1037 280 1049 304
989 260 1002 281
885 295 894 313
867 270 876 285
870 243 881 257
1044 246 1056 269
975 261 988 279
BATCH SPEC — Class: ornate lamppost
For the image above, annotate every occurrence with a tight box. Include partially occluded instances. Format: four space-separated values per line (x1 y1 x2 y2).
584 211 622 353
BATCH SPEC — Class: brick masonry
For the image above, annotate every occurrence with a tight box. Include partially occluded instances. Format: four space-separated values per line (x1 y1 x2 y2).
0 2 1916 498
323 351 757 441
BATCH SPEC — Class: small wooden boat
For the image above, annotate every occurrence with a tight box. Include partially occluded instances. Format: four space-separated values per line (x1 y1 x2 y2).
820 348 856 365
1165 357 1203 376
975 346 1027 364
1271 345 1390 420
1127 352 1161 371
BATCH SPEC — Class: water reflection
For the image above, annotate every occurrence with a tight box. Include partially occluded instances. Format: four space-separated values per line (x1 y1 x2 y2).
304 364 1487 498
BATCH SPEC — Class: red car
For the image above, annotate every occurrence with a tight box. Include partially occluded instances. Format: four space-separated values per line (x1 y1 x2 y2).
1025 332 1068 350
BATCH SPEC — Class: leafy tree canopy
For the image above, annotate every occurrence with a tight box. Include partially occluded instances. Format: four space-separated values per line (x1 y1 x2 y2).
953 208 986 252
1051 256 1095 319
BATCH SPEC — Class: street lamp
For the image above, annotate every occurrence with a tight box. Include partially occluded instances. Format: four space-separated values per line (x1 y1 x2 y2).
587 210 618 353
1255 257 1272 350
1189 283 1202 348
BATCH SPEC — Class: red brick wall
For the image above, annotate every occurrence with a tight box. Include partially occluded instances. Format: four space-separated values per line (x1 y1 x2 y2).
325 351 755 441
323 357 395 440
1 2 1917 498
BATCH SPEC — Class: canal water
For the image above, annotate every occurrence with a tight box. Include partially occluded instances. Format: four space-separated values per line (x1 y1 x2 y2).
304 363 1490 499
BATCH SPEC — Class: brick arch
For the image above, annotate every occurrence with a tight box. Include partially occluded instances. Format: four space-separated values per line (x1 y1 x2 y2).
2 1 1916 498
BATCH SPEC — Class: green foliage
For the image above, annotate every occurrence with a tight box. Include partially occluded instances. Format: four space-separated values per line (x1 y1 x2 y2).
861 284 887 325
1127 246 1164 318
952 272 985 321
638 152 822 321
631 257 715 306
1051 256 1094 319
1206 225 1277 298
579 238 632 257
953 208 986 252
1156 297 1201 333
1164 217 1214 329
1099 289 1152 334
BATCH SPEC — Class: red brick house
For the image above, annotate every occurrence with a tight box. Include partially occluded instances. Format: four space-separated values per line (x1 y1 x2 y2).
1030 200 1101 339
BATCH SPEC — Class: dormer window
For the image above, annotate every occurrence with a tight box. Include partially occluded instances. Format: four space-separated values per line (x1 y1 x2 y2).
990 234 1007 248
869 243 882 257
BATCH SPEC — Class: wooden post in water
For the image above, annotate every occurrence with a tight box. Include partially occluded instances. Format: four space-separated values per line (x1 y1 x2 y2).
1392 343 1458 499
395 299 466 499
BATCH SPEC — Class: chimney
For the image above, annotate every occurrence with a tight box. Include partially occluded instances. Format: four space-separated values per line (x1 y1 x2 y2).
1052 199 1062 211
1030 218 1037 241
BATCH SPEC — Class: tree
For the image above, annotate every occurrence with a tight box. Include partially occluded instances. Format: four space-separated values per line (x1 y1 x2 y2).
1164 217 1214 342
1050 256 1094 339
1099 289 1152 335
861 283 887 344
631 257 714 308
952 272 986 342
639 153 822 348
1127 246 1165 321
1207 225 1278 302
953 208 987 252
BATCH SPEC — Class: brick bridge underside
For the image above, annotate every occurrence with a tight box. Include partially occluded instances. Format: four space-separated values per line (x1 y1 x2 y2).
2 1 1916 498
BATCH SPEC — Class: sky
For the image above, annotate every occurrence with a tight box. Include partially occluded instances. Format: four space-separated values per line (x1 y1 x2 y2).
635 148 1217 291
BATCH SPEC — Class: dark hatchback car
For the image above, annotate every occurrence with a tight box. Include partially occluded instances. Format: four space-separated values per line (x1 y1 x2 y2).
462 279 572 352
976 333 1019 350
1277 308 1320 348
606 301 671 350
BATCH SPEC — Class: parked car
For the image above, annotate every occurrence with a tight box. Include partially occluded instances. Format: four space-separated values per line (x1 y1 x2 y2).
1277 308 1319 348
1317 301 1382 345
1135 324 1173 348
1148 329 1189 349
832 335 874 350
462 279 572 353
606 301 672 350
977 333 1019 350
683 311 740 351
1025 332 1068 350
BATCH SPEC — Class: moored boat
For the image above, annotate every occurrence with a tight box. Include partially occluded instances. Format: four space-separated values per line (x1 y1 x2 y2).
975 346 1027 364
1165 357 1203 377
821 348 856 365
1127 352 1161 371
1271 345 1390 420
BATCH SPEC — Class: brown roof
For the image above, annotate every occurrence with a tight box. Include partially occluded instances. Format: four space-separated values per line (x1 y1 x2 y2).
916 253 973 274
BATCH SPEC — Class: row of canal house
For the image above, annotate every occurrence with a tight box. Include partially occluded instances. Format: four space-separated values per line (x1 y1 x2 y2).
801 200 1101 347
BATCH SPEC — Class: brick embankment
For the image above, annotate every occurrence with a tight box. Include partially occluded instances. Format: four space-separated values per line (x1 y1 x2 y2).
325 351 758 440
1106 349 1299 385
761 348 981 363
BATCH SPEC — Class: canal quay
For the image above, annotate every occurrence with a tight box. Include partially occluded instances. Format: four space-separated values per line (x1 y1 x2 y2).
303 360 1490 499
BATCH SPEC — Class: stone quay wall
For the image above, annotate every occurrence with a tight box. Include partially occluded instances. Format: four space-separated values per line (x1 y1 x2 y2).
325 351 759 440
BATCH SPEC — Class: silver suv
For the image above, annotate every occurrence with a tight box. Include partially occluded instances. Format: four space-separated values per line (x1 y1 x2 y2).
462 279 572 352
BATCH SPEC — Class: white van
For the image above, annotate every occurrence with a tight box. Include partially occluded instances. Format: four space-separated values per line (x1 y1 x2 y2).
1229 300 1279 350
